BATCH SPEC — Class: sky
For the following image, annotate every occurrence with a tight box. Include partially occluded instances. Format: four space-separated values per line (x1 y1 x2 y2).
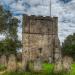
0 0 75 44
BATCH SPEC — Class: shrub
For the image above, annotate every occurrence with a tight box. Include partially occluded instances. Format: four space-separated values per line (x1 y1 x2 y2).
0 64 6 71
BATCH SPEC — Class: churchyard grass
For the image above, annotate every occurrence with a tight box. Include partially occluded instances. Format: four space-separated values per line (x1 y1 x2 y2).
2 63 75 75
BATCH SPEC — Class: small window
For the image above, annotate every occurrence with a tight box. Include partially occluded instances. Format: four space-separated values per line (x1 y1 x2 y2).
38 48 42 53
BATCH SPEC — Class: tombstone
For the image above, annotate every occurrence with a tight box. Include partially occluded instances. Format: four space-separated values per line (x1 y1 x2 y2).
54 46 63 73
22 59 28 71
7 54 17 72
49 56 52 63
54 60 63 73
22 51 29 71
0 55 7 67
54 48 61 62
63 56 73 72
33 57 42 72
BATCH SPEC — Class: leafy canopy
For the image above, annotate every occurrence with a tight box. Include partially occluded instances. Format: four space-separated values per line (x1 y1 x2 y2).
62 33 75 59
0 5 22 55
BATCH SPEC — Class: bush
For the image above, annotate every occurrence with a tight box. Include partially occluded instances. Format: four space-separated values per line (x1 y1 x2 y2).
0 64 6 71
62 33 75 60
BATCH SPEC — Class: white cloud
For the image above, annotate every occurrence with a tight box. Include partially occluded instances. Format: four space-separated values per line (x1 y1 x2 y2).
12 1 25 10
0 0 75 44
0 34 5 41
14 15 22 41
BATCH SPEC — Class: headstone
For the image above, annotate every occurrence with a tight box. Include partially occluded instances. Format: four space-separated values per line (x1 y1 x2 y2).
7 54 17 72
22 51 29 71
0 55 7 67
49 56 52 63
63 56 73 72
54 48 60 62
54 60 63 73
33 58 42 72
54 46 63 73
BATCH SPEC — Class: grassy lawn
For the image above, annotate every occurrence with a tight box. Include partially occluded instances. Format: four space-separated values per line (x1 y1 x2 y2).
2 63 75 75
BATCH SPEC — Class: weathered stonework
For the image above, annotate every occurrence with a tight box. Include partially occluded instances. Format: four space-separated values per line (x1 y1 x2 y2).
0 55 7 67
22 15 61 70
7 54 17 72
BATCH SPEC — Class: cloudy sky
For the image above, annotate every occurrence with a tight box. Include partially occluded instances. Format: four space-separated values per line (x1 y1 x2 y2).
0 0 75 44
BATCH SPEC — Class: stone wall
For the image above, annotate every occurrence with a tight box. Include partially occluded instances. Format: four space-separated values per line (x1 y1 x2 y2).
22 15 59 61
22 15 60 70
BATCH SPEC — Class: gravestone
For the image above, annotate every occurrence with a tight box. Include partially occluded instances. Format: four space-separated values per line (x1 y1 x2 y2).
22 50 29 71
0 55 7 67
7 54 17 72
63 56 73 72
33 58 42 72
54 60 63 73
49 56 52 63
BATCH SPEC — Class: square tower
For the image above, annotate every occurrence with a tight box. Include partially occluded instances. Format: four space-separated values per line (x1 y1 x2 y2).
22 15 60 62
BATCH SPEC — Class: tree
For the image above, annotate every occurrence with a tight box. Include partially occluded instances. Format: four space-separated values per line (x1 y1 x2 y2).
62 33 75 60
6 17 18 40
0 6 12 33
0 5 18 38
0 5 22 55
0 38 21 56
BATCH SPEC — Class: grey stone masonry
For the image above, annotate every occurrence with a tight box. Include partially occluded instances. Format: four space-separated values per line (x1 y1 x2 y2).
22 15 61 71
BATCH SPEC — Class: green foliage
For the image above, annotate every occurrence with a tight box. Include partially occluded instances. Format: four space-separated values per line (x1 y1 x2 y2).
0 38 21 55
0 64 6 71
0 5 22 55
0 6 12 33
62 33 75 59
7 17 18 40
0 5 18 40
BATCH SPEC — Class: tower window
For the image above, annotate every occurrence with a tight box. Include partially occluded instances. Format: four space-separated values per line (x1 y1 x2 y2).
38 48 42 53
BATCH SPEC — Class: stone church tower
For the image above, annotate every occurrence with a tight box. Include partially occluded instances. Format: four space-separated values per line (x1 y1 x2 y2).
22 15 61 70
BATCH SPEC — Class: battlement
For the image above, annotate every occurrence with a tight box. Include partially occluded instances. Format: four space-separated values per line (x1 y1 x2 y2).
23 14 58 35
23 14 58 21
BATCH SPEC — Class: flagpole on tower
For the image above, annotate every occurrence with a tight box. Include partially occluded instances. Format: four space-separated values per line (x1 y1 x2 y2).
50 0 51 16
